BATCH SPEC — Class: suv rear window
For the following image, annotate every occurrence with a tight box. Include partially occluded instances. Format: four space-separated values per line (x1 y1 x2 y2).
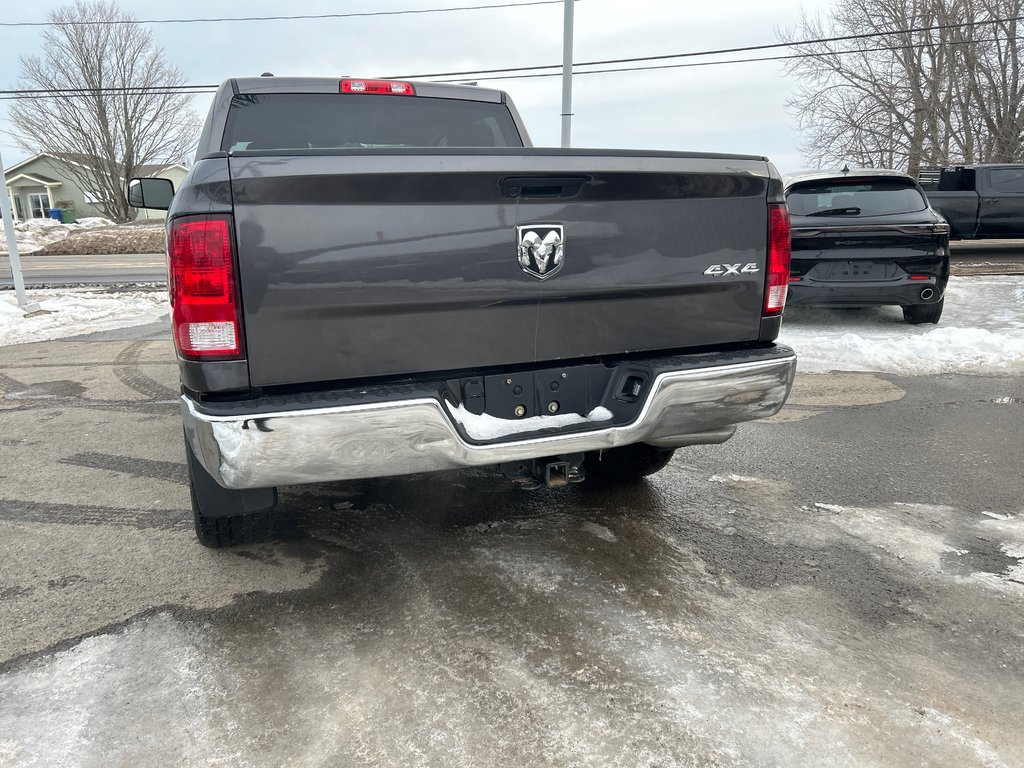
786 179 927 216
221 93 523 151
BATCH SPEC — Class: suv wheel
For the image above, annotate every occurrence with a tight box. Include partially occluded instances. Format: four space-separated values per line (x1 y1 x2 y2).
903 297 944 325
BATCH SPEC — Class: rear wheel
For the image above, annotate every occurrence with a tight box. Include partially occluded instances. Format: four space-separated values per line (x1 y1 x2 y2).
186 435 277 548
583 443 676 486
902 298 944 325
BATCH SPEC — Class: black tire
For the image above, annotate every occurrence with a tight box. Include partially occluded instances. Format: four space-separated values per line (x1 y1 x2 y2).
583 443 676 486
185 435 277 548
902 298 944 325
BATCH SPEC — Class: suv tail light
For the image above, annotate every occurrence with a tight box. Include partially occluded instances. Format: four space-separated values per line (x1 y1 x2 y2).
765 203 791 315
167 214 242 359
340 79 415 95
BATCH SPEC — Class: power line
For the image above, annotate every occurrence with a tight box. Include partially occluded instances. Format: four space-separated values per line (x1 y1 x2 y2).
0 85 218 95
433 34 1020 83
389 14 1024 79
0 90 216 101
0 15 1018 99
0 1 570 27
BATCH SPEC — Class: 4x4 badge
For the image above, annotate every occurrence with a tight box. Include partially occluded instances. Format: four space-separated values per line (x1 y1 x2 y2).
704 262 760 276
517 224 564 280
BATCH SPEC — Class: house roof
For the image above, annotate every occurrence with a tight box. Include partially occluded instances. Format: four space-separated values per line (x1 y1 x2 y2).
4 152 187 180
50 152 103 168
136 163 188 177
6 172 62 186
3 154 45 176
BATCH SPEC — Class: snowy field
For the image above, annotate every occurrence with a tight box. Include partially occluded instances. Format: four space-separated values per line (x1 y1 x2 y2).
1 277 1022 376
780 276 1024 375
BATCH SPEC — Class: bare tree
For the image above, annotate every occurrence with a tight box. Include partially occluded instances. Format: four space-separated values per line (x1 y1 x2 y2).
960 2 1024 161
779 0 1024 174
10 1 201 222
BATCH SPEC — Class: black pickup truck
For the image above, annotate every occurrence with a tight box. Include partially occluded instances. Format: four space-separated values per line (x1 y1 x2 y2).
920 164 1024 239
129 76 796 548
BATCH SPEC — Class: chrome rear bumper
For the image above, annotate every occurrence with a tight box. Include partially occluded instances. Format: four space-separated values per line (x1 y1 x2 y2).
182 350 797 489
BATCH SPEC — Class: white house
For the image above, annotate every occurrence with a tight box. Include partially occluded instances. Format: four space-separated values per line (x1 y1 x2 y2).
3 152 188 221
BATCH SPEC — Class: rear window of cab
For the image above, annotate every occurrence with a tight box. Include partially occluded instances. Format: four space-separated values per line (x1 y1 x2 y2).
786 179 928 217
221 93 524 151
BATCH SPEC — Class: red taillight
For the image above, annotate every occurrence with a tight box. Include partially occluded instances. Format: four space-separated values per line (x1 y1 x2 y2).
909 274 931 281
167 214 242 359
340 79 415 95
766 204 791 315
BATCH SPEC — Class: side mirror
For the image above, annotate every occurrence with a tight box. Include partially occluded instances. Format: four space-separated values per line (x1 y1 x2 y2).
127 177 175 210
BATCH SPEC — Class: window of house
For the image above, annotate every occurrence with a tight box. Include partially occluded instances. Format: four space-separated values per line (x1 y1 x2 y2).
13 195 24 219
28 193 49 218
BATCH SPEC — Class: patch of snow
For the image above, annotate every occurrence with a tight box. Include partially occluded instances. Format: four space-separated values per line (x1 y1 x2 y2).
0 217 116 254
780 276 1024 375
819 500 1024 595
813 502 848 513
980 511 1012 521
0 614 228 766
445 402 613 440
709 474 763 484
0 289 168 346
581 522 618 542
823 502 962 570
74 217 115 229
912 707 1013 767
998 543 1024 583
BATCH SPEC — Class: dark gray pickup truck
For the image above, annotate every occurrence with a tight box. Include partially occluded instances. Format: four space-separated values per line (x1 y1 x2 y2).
129 76 796 547
920 164 1024 239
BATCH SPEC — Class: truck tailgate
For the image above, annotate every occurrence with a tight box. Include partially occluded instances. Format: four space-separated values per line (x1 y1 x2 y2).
229 152 772 387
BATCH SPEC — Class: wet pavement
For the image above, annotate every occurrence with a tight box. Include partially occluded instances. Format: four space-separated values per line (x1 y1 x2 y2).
1 325 1023 767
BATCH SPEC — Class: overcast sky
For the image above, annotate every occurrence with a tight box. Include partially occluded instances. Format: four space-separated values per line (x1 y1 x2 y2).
0 0 832 173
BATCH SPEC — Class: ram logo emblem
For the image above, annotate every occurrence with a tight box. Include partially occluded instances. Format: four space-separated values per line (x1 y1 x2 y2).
517 225 564 280
704 263 760 277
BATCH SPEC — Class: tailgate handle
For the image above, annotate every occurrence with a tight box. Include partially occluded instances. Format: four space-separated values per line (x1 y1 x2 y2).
500 176 587 198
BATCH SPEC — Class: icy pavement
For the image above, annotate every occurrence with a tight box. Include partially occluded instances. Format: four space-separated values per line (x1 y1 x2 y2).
0 288 168 346
780 276 1024 375
1 331 1022 766
1 472 1021 767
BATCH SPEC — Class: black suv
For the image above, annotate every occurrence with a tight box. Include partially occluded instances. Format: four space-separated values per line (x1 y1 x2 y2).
785 169 950 324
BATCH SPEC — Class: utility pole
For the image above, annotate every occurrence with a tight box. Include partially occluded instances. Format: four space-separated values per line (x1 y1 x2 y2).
560 0 574 148
0 148 38 313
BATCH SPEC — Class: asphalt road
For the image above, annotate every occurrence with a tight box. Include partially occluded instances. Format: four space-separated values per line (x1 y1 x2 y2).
0 252 165 287
0 321 1022 766
0 239 1022 288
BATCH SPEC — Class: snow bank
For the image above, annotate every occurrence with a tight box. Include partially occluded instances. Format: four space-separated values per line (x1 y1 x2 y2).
780 276 1024 375
0 289 168 346
0 217 116 254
